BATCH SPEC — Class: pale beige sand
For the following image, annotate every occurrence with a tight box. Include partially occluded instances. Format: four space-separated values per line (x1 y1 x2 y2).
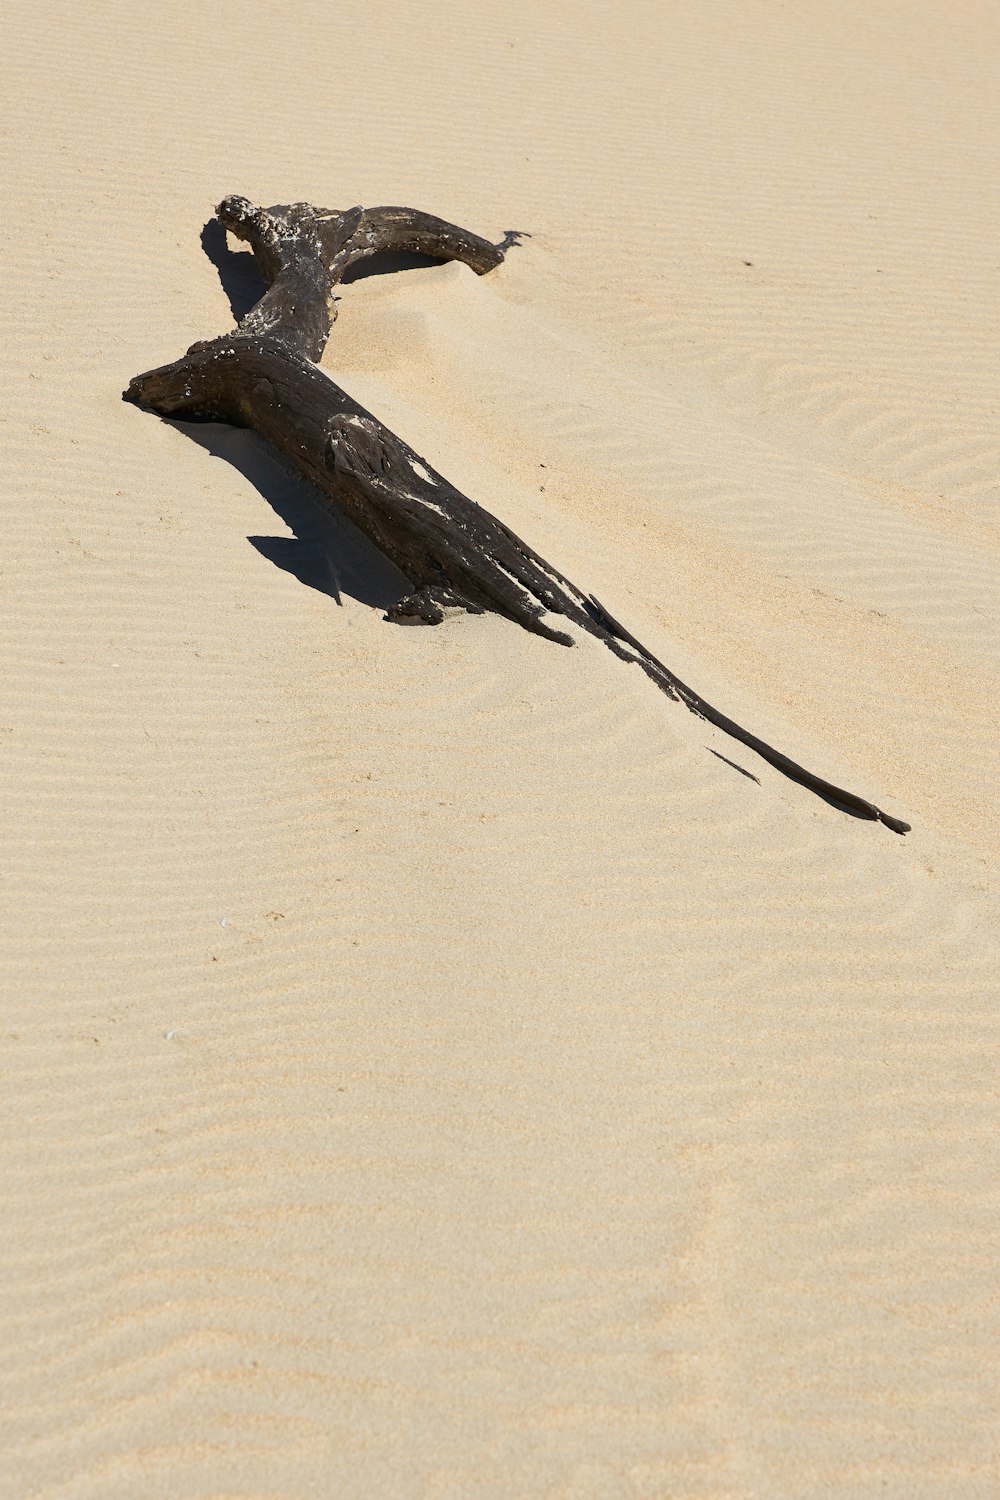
2 1 998 1495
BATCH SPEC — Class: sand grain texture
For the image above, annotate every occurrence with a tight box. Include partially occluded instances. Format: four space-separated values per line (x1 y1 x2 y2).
1 2 998 1497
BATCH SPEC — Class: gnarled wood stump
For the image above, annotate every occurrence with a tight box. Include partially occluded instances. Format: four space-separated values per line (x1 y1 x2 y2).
125 195 910 834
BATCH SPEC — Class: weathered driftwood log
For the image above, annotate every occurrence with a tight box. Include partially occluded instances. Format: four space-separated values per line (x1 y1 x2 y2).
125 195 910 834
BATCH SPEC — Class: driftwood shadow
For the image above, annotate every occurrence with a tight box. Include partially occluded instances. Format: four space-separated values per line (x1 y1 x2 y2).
178 420 412 610
201 221 265 322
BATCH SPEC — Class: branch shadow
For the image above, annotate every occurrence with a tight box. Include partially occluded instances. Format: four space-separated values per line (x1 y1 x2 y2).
707 747 761 784
201 221 266 322
176 420 413 611
341 249 445 282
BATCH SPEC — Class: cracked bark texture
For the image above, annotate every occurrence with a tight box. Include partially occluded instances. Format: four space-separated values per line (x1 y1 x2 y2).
125 195 910 835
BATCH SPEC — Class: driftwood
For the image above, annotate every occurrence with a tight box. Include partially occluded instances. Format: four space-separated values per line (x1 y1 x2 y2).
125 195 910 835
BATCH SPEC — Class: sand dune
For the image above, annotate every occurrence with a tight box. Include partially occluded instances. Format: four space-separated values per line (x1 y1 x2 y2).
2 1 998 1495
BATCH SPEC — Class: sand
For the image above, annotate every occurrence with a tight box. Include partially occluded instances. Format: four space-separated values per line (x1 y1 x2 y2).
2 1 998 1495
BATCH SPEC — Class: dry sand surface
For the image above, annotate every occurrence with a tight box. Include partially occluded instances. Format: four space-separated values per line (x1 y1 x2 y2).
2 1 999 1495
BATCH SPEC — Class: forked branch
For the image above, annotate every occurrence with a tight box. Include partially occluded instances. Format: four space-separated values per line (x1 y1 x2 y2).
214 195 516 360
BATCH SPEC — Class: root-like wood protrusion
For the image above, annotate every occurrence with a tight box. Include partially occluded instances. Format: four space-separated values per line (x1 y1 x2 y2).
125 195 911 835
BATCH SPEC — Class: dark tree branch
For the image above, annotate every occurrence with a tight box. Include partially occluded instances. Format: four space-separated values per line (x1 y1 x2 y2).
213 195 518 361
125 195 910 835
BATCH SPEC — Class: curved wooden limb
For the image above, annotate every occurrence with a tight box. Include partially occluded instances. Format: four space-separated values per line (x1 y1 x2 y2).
214 196 343 359
214 195 522 362
336 206 524 279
